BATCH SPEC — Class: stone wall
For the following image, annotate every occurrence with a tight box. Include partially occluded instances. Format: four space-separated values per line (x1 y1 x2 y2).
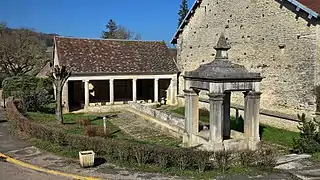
177 96 300 131
0 89 3 107
128 103 185 129
176 0 320 116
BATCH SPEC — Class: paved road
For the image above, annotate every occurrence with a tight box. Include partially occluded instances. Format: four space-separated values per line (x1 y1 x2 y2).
0 161 70 180
0 107 70 180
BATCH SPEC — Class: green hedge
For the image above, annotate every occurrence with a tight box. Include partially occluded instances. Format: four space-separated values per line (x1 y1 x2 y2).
2 75 53 98
6 100 276 172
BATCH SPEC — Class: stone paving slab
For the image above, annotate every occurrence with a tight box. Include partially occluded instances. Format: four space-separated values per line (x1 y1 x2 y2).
276 154 312 165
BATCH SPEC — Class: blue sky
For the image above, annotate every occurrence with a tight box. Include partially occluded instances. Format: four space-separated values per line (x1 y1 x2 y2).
0 0 193 45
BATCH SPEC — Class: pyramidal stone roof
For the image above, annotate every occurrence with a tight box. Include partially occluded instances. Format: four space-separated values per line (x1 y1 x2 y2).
184 34 262 81
54 37 179 75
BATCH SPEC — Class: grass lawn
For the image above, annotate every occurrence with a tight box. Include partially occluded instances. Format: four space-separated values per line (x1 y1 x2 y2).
26 112 127 139
168 106 299 148
26 111 181 147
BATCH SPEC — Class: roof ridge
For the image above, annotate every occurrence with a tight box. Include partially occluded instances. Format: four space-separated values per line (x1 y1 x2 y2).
54 36 164 43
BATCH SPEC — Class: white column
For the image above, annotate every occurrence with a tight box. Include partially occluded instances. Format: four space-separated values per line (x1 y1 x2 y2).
184 89 199 134
132 78 137 103
154 78 159 102
62 81 69 113
208 93 225 143
53 84 57 100
84 80 89 109
109 79 114 104
170 76 177 105
245 91 261 140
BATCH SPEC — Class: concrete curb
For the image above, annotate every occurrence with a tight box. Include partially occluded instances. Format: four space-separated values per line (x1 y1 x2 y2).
0 153 102 180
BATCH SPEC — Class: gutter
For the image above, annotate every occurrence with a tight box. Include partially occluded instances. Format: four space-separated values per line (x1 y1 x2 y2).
287 0 319 19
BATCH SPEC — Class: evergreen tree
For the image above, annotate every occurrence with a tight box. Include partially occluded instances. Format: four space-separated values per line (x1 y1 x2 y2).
101 19 118 39
101 19 141 40
178 0 189 27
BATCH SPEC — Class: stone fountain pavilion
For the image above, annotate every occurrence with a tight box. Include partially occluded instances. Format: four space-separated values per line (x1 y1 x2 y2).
183 33 264 151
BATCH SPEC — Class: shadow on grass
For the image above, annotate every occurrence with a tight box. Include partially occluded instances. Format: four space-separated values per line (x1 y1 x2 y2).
0 120 7 123
94 157 106 167
90 114 118 122
108 130 121 138
230 116 266 141
38 106 55 114
231 116 244 132
63 122 77 125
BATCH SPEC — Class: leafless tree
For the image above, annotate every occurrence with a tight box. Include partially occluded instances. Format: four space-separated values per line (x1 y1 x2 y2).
0 23 46 76
51 65 71 124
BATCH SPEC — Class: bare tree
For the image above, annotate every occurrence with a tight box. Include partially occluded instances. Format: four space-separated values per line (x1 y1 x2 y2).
51 65 71 124
0 24 46 76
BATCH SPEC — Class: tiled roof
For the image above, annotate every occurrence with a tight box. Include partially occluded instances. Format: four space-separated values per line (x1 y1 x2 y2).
36 62 51 78
171 0 319 44
54 37 179 74
297 0 320 14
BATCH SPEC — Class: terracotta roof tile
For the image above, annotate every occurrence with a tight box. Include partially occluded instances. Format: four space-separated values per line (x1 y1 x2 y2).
297 0 320 14
55 37 179 74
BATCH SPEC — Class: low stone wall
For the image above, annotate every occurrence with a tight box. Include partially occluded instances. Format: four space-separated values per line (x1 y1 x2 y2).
178 96 300 132
128 103 185 129
0 89 3 107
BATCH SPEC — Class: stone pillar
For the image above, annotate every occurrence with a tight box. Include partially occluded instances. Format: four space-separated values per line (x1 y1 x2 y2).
170 77 177 105
208 93 225 143
243 91 249 136
154 78 159 102
109 79 114 104
223 92 231 138
244 91 262 140
132 78 137 103
184 89 199 134
62 81 69 113
53 84 57 100
84 80 89 109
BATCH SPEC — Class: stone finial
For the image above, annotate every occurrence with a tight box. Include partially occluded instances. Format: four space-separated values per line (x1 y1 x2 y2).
214 33 231 59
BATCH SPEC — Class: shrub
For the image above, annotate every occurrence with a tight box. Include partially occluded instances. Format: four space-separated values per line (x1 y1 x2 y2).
77 118 91 126
132 143 152 166
115 142 131 162
19 90 52 112
293 113 320 153
153 147 171 168
193 150 213 172
5 100 278 173
84 125 109 138
257 146 277 168
214 150 234 172
174 148 194 170
2 75 53 112
239 150 257 167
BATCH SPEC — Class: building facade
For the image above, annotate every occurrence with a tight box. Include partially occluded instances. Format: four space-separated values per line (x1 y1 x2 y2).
171 0 320 116
53 37 179 112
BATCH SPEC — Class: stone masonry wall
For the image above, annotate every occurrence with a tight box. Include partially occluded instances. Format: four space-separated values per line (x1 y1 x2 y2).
176 0 320 116
128 103 185 129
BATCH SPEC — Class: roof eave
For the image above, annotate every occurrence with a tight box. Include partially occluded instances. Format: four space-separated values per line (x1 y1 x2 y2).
287 0 319 19
71 71 180 76
170 0 202 44
183 75 264 82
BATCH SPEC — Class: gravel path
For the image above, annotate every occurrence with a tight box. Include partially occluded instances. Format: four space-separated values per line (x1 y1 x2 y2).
110 111 181 146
